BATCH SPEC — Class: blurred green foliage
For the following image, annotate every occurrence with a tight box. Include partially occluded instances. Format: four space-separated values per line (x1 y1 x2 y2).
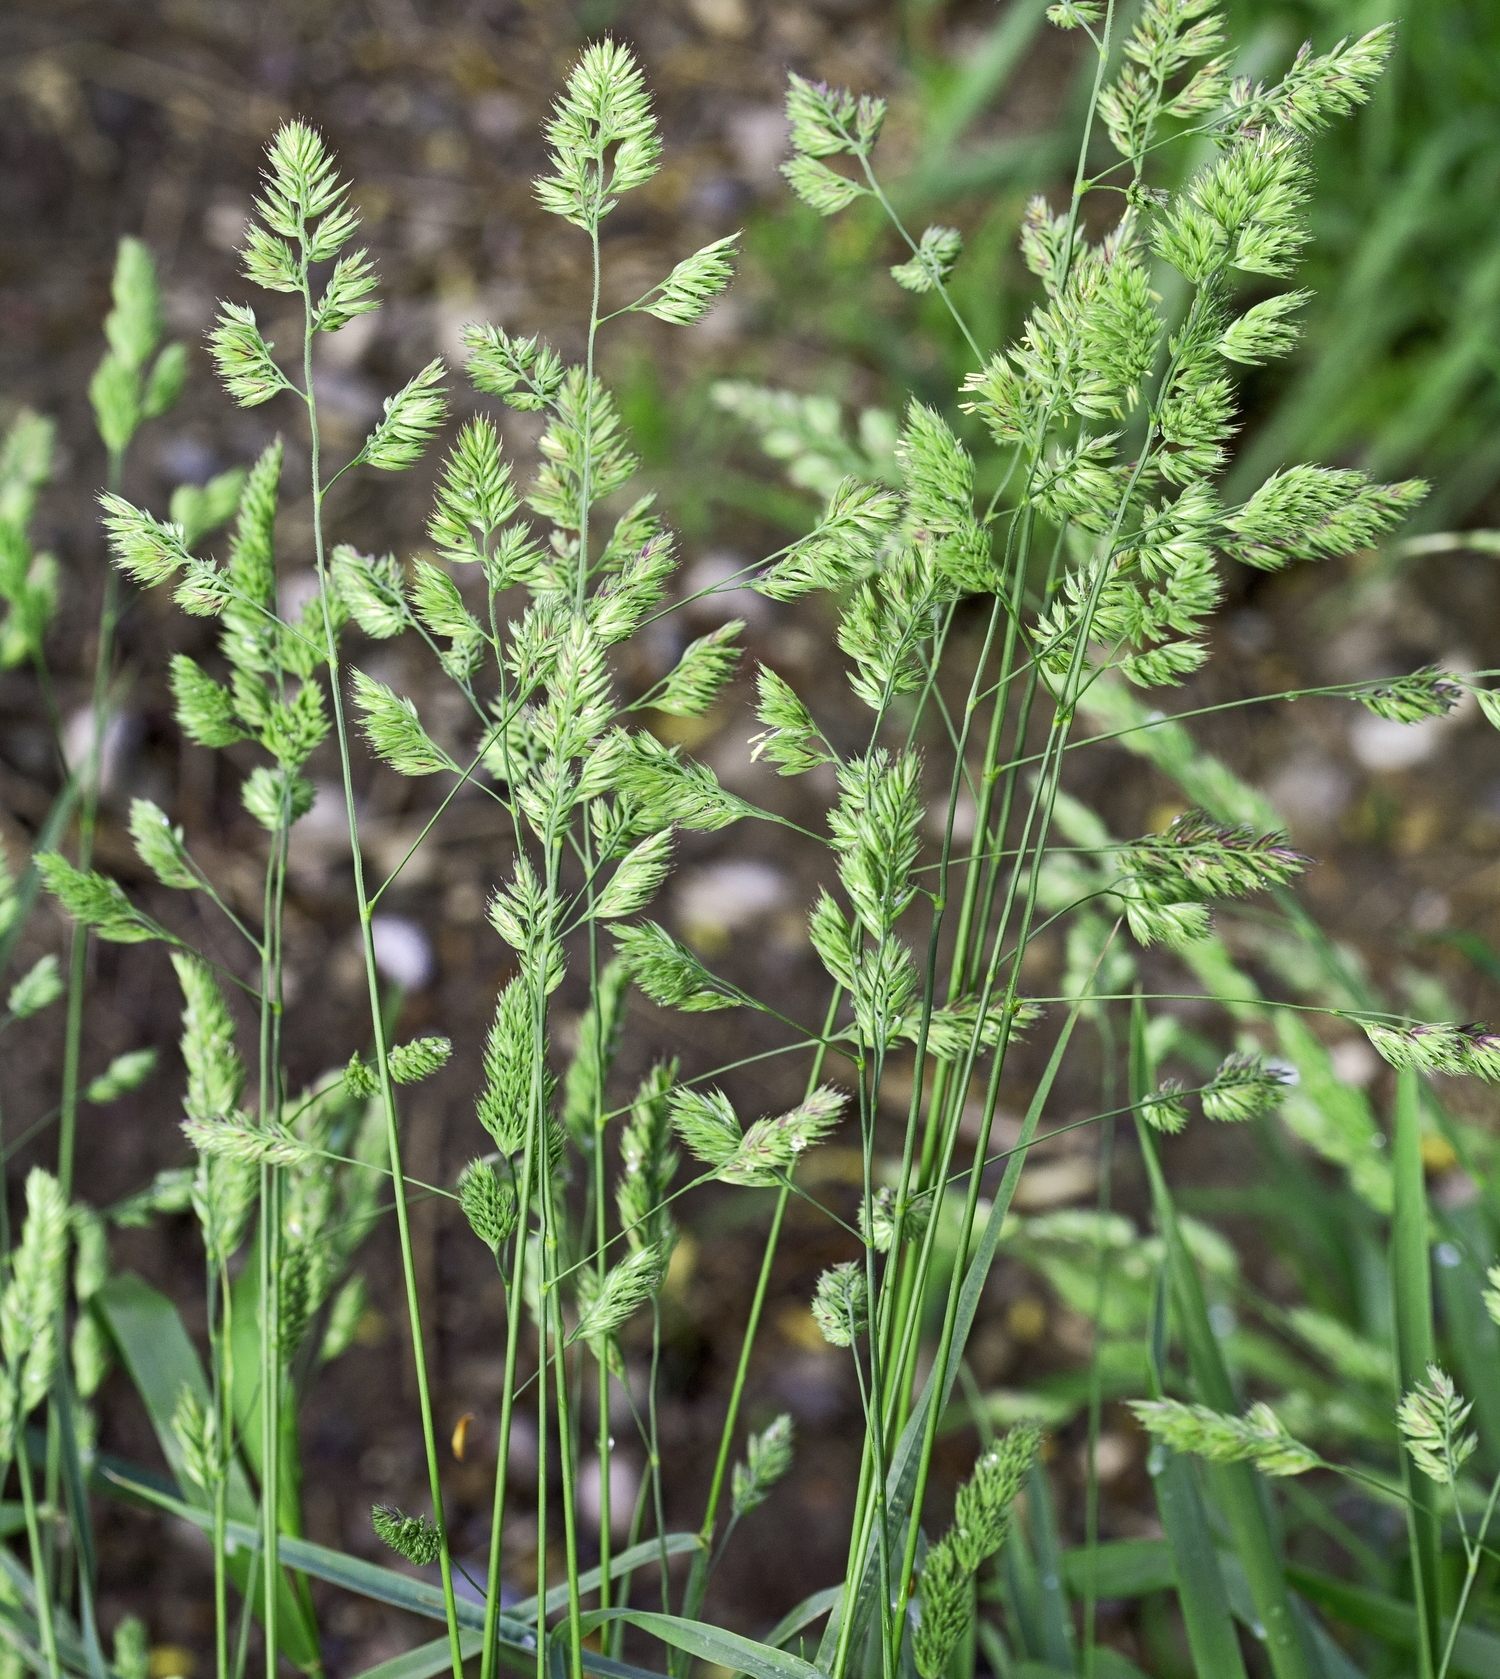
1220 0 1500 521
637 0 1500 532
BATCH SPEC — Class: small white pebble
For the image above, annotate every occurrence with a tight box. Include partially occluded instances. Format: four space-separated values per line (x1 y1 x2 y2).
725 105 791 183
371 915 434 991
1410 890 1450 933
929 789 976 844
278 571 323 622
1089 1432 1134 1483
1350 713 1446 772
1267 754 1353 835
470 90 526 144
1328 1038 1379 1089
680 552 767 626
675 859 789 935
62 706 137 797
576 1453 639 1540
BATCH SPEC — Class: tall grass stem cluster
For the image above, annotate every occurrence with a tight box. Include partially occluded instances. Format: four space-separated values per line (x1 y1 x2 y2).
6 8 1500 1679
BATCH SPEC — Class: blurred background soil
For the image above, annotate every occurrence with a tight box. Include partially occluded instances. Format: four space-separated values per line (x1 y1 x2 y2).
4 0 1500 1672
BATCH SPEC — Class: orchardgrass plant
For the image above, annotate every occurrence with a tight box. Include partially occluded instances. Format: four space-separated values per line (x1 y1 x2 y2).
11 6 1500 1678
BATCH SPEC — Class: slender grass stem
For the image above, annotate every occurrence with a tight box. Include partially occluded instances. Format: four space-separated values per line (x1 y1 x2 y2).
1080 1097 1115 1677
231 1544 259 1679
479 1102 539 1679
45 445 125 1598
580 868 613 1627
646 1301 671 1614
300 260 463 1678
549 1265 587 1679
214 1261 232 1679
1439 1470 1500 1679
854 160 984 368
888 360 1157 1662
535 1154 551 1679
18 1430 61 1679
882 528 1058 1453
677 987 843 1636
575 195 603 612
27 36 1436 1679
878 592 1009 1446
1392 1066 1442 1679
855 1047 895 1679
529 821 568 1679
255 790 283 1679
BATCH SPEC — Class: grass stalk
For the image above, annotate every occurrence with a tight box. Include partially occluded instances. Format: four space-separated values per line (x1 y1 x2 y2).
214 1263 232 1679
44 439 124 1610
17 1436 60 1679
855 1046 896 1679
254 786 283 1678
534 1164 551 1679
1392 1065 1442 1678
300 268 464 1679
593 1148 612 1633
480 1106 540 1679
1131 995 1311 1679
1080 1105 1115 1675
548 1280 587 1679
882 413 1169 1657
1141 1265 1250 1679
677 995 846 1633
1438 1470 1500 1679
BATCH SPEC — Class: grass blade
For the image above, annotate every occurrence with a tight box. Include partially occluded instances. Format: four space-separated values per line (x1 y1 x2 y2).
0 1602 53 1679
577 1609 827 1679
50 1368 106 1679
351 1633 485 1679
1141 1260 1248 1679
0 1543 95 1677
1024 1457 1075 1671
228 1246 309 1544
1433 1201 1500 1465
99 1457 698 1651
1151 1452 1249 1674
93 1273 321 1671
1077 1657 1150 1679
1058 1541 1174 1599
817 1002 1085 1671
349 1631 668 1679
1130 996 1311 1679
1299 1604 1370 1679
1287 1564 1500 1679
1431 929 1500 991
762 1586 844 1651
1010 1664 1151 1679
1002 1507 1047 1663
515 1534 703 1621
101 1463 486 1629
1391 1066 1443 1677
917 0 1050 162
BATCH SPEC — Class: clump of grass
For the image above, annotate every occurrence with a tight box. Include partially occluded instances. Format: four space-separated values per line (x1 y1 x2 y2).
11 6 1500 1679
